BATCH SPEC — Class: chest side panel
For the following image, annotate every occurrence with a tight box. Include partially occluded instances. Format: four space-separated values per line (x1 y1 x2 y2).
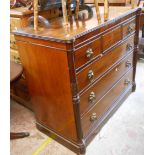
15 37 78 142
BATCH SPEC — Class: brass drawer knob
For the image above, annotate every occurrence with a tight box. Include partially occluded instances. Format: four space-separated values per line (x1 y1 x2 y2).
127 25 133 34
88 70 94 80
126 60 132 67
88 92 96 103
86 48 94 59
126 43 133 51
124 79 131 85
90 113 97 122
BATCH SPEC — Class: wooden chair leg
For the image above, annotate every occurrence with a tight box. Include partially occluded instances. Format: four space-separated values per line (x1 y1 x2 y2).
94 0 101 23
10 132 30 140
62 0 69 27
75 0 79 20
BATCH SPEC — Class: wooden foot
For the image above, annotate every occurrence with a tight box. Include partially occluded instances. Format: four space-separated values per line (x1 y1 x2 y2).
10 132 30 140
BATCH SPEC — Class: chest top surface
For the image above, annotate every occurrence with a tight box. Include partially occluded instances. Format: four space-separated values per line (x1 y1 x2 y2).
14 6 140 42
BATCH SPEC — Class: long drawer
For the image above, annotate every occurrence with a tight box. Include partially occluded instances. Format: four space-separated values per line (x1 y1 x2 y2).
81 68 133 136
77 35 134 92
80 52 133 115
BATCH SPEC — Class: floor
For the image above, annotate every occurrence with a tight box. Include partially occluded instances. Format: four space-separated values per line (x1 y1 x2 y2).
10 60 144 155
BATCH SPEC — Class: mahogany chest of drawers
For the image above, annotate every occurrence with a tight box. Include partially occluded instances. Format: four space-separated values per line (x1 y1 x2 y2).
14 7 141 154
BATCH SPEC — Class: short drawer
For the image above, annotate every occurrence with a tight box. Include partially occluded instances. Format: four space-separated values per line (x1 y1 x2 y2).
10 34 18 50
102 26 122 51
10 17 22 32
80 52 133 115
74 37 101 69
77 35 134 92
81 68 133 136
123 18 136 38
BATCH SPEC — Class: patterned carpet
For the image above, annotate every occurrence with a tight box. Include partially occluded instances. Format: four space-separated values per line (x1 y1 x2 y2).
10 60 144 155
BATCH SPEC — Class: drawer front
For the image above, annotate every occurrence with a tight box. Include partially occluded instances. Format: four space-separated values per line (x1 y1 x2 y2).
10 17 22 32
10 34 18 50
74 37 101 69
81 68 133 136
80 53 133 115
10 49 21 64
102 26 122 51
77 35 134 92
123 18 136 38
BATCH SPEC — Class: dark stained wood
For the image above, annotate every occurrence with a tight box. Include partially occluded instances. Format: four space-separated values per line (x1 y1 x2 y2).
80 52 133 115
98 3 126 6
139 9 144 29
132 8 141 91
138 9 144 59
14 6 141 154
81 68 133 136
101 25 122 51
10 132 29 139
10 13 32 109
77 35 134 92
15 35 69 50
10 77 32 109
16 40 78 142
14 7 140 43
66 43 85 144
36 122 86 154
74 37 102 69
10 61 23 82
10 61 30 140
84 85 132 146
122 18 136 38
10 91 32 110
